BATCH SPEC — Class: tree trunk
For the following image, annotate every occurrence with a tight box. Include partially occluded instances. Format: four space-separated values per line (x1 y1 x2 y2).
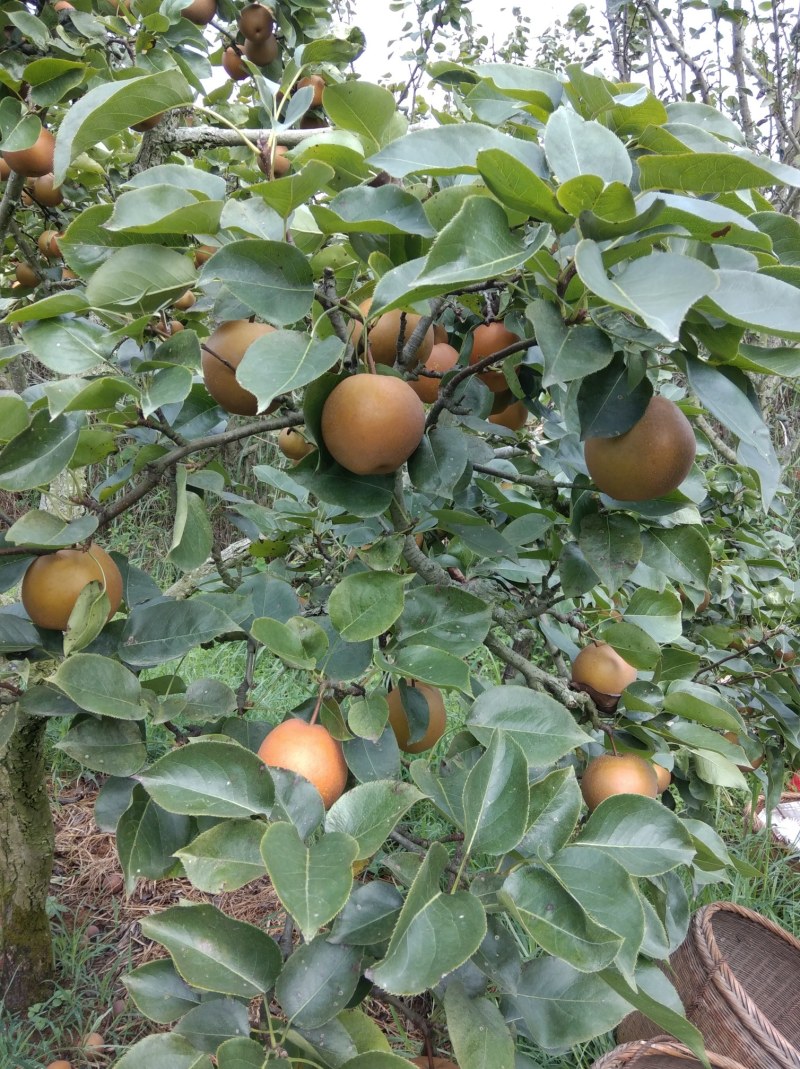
0 712 54 1011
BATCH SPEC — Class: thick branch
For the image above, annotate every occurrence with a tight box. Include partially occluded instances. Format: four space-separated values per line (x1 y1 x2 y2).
641 0 712 103
425 337 533 429
0 171 25 246
695 413 738 465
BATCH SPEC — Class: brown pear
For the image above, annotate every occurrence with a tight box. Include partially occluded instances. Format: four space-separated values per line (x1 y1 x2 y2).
468 320 522 393
410 342 459 404
3 127 55 178
350 299 434 367
180 0 216 24
201 320 277 416
571 640 637 712
581 753 659 811
244 33 278 65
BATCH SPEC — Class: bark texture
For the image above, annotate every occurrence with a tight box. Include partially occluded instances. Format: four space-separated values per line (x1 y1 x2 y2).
0 713 54 1012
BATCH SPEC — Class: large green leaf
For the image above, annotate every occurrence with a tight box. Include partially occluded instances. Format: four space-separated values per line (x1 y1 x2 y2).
380 644 471 692
574 795 695 876
312 185 435 236
20 316 113 374
663 680 742 731
104 185 222 235
117 785 191 892
216 1037 268 1069
140 903 281 998
575 240 717 342
173 999 251 1054
445 981 516 1069
56 716 147 777
138 739 274 818
52 653 143 719
640 526 712 589
5 510 97 549
237 331 345 412
261 823 358 942
394 585 491 656
322 81 401 153
623 588 683 644
501 865 623 971
199 240 313 326
369 123 546 178
407 426 470 498
53 69 193 184
530 299 613 387
368 843 486 995
120 598 242 666
174 819 267 894
0 411 80 491
517 767 582 861
330 881 404 946
477 149 572 230
578 513 642 594
167 467 213 574
110 1033 213 1069
86 245 197 315
544 107 632 185
638 152 798 194
466 686 592 765
462 732 529 857
328 571 406 642
275 938 362 1029
124 958 201 1025
325 780 422 860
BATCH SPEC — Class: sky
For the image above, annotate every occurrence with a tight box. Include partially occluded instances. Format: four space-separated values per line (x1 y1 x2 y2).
344 0 590 83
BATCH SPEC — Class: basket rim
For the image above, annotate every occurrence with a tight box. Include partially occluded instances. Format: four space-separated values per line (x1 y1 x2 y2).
744 793 800 856
596 1036 751 1068
691 901 800 1067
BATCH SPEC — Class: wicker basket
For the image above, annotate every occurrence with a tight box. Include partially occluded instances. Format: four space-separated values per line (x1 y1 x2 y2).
592 1037 749 1069
746 792 800 869
617 902 800 1068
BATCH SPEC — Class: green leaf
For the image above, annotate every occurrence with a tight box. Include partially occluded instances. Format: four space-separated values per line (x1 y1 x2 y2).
141 366 194 419
381 644 471 692
544 107 632 185
407 426 470 498
325 780 423 860
466 686 592 766
0 101 40 152
256 160 335 217
251 616 318 670
53 69 193 185
330 881 404 946
373 198 530 312
199 240 313 326
348 693 389 741
261 822 358 942
86 245 197 315
445 981 516 1069
19 316 112 376
502 958 630 1049
462 732 529 856
109 1033 213 1069
578 513 642 594
641 526 712 589
120 598 242 666
52 653 142 719
216 1037 268 1069
575 795 695 876
312 185 435 237
368 843 487 995
290 462 395 519
340 1056 414 1069
394 585 491 657
124 164 226 200
328 571 406 642
500 866 623 971
685 355 776 456
140 903 282 998
517 767 582 861
5 510 97 549
322 81 400 153
167 467 213 574
530 300 613 388
237 331 345 412
104 185 222 235
275 938 362 1029
173 999 251 1054
638 152 796 194
175 819 267 893
477 149 572 230
369 123 546 179
56 717 147 777
25 59 86 108
576 350 652 439
597 620 661 671
623 588 683 644
550 845 645 984
0 411 80 492
575 240 718 342
124 958 201 1024
663 681 742 731
138 739 274 818
117 784 191 892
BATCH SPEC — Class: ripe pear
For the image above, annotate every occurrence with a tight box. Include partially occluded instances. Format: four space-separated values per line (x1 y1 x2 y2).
584 395 696 501
581 753 659 811
238 1 274 40
244 33 278 65
468 320 521 392
320 374 425 475
386 682 447 754
410 342 459 404
2 127 55 178
31 173 62 206
278 427 314 461
489 399 528 430
21 546 123 632
571 640 637 712
222 46 248 81
37 230 62 259
14 262 40 286
201 320 276 416
653 763 672 792
297 74 325 108
180 0 216 24
258 719 347 808
350 299 434 367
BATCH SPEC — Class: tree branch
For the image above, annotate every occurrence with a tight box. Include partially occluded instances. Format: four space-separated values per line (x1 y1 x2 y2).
695 413 738 465
641 0 712 103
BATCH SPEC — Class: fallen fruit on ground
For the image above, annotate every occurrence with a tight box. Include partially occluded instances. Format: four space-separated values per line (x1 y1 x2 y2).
82 1032 105 1059
571 640 637 711
257 719 348 808
21 545 123 632
350 299 434 367
410 342 459 403
387 682 447 754
468 320 522 392
320 373 425 475
46 1062 72 1069
2 127 55 177
584 394 696 501
278 427 315 461
581 753 660 811
201 319 277 415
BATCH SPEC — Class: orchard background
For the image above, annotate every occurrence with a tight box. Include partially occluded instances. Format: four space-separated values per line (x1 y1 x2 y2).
1 0 800 1066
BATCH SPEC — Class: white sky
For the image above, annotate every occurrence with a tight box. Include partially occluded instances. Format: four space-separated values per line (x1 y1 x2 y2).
347 0 590 82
